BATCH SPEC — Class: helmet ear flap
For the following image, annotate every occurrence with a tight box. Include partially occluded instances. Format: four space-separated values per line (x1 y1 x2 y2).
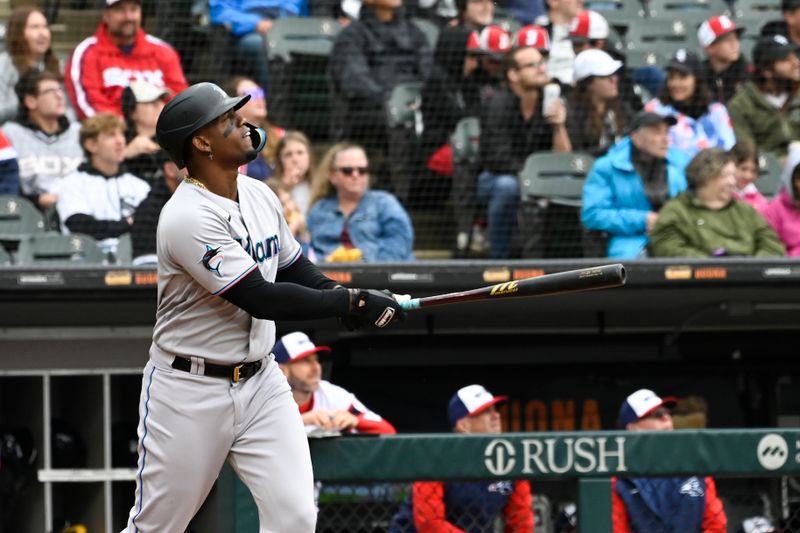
245 122 267 153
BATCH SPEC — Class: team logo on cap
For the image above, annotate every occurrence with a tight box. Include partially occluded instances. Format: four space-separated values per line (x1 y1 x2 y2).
201 245 224 276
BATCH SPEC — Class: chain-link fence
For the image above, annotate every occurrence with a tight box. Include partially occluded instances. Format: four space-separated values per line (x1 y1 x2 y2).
311 477 800 533
0 0 791 265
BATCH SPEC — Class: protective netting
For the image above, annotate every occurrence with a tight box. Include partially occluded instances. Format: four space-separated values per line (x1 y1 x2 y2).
315 478 800 533
0 0 794 264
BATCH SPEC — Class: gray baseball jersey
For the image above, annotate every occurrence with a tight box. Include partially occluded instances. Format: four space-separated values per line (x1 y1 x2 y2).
151 175 301 365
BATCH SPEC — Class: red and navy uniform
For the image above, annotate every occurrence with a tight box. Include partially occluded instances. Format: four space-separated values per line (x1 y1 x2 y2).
612 476 727 533
390 479 534 532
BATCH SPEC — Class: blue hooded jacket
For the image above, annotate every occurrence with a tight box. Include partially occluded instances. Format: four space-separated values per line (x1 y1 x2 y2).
581 136 690 258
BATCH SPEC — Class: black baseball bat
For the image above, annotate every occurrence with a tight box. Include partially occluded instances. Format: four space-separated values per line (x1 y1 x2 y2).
399 264 626 310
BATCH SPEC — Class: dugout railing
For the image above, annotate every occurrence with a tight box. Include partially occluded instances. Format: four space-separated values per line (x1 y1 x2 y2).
217 429 800 532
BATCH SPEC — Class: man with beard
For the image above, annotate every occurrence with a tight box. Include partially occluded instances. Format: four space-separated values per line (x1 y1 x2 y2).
478 45 571 258
728 35 800 158
275 331 396 435
65 0 187 121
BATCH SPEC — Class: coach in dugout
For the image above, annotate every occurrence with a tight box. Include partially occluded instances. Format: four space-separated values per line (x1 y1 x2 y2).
612 389 727 533
65 0 187 121
274 331 396 436
389 384 534 532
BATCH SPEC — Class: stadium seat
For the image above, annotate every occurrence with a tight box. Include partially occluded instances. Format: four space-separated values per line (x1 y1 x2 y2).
625 18 700 57
625 49 666 69
0 195 46 252
267 17 343 140
450 117 483 256
755 152 783 198
266 17 342 62
733 0 781 27
411 17 440 48
385 81 424 204
16 232 106 266
518 152 596 259
385 81 423 131
585 0 647 34
519 152 594 207
114 232 132 265
647 0 732 20
0 244 10 266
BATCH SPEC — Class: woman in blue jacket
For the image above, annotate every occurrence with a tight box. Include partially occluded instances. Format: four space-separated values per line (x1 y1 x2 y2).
307 143 415 262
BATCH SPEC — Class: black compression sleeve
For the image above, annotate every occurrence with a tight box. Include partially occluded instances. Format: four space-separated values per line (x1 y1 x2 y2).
275 254 340 289
221 268 350 321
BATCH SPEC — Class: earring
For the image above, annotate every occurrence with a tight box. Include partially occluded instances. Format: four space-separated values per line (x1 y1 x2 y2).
208 152 214 161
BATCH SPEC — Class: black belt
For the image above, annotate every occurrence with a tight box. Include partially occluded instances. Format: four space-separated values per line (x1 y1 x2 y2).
171 356 263 383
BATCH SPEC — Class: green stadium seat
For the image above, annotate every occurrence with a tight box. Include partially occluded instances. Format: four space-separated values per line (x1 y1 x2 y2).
733 0 781 32
647 0 732 19
266 17 342 62
625 49 666 69
385 81 423 130
16 232 106 266
755 151 783 198
114 232 132 265
450 117 480 165
586 0 647 34
411 17 440 48
518 152 596 259
266 17 343 140
0 195 46 250
0 244 10 266
625 18 700 56
519 152 595 207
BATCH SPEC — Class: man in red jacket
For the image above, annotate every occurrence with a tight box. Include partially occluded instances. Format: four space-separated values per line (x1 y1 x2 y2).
65 0 187 121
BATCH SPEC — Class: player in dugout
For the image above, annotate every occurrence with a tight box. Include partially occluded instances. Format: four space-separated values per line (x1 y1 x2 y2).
274 331 396 436
120 82 406 532
390 384 534 532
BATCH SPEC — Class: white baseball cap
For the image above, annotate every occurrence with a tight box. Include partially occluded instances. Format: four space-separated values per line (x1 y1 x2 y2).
741 516 776 533
697 15 744 48
273 331 331 364
568 10 610 41
447 384 507 426
573 49 622 82
127 80 170 104
617 389 678 427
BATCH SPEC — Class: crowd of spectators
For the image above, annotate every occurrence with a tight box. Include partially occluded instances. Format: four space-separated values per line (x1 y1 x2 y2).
1 0 800 263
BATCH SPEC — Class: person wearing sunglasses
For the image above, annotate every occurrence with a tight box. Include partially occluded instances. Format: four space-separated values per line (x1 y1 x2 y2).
611 388 728 533
307 143 414 262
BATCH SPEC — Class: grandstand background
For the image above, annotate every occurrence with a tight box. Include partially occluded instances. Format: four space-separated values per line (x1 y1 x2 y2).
1 0 800 531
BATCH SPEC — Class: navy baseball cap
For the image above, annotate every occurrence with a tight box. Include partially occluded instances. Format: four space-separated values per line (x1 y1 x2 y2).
617 389 678 428
273 332 331 364
447 385 507 427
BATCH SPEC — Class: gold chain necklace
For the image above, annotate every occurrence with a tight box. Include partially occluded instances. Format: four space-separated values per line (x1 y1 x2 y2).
183 176 208 190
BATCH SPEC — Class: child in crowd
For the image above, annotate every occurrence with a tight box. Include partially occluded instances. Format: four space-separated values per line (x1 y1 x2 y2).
729 141 768 213
266 178 315 262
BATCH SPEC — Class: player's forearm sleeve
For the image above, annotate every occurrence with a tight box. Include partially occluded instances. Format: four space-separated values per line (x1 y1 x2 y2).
275 254 340 289
221 269 350 320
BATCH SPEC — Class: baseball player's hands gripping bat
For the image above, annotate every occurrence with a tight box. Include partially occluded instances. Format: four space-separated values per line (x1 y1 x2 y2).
399 263 626 311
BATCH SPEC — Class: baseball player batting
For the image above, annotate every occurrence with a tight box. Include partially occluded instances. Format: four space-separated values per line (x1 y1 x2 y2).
121 82 406 532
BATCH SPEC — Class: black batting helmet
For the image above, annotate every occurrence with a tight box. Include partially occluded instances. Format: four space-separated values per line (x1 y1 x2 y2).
155 82 250 168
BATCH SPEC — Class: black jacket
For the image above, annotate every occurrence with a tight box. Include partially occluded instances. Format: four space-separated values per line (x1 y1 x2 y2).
131 179 172 260
479 87 555 176
420 26 481 160
329 7 432 107
700 55 752 104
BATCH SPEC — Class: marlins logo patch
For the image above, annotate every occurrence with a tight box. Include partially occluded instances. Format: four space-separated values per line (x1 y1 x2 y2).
201 245 224 276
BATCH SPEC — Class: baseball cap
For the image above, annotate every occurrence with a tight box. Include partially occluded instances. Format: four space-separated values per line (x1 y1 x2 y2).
783 0 800 11
573 49 622 82
753 34 800 67
127 80 170 103
466 31 482 54
515 25 551 52
478 25 512 59
273 331 331 364
697 15 744 48
568 10 610 41
105 0 141 6
447 384 507 427
626 110 677 134
665 49 702 75
617 389 678 428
